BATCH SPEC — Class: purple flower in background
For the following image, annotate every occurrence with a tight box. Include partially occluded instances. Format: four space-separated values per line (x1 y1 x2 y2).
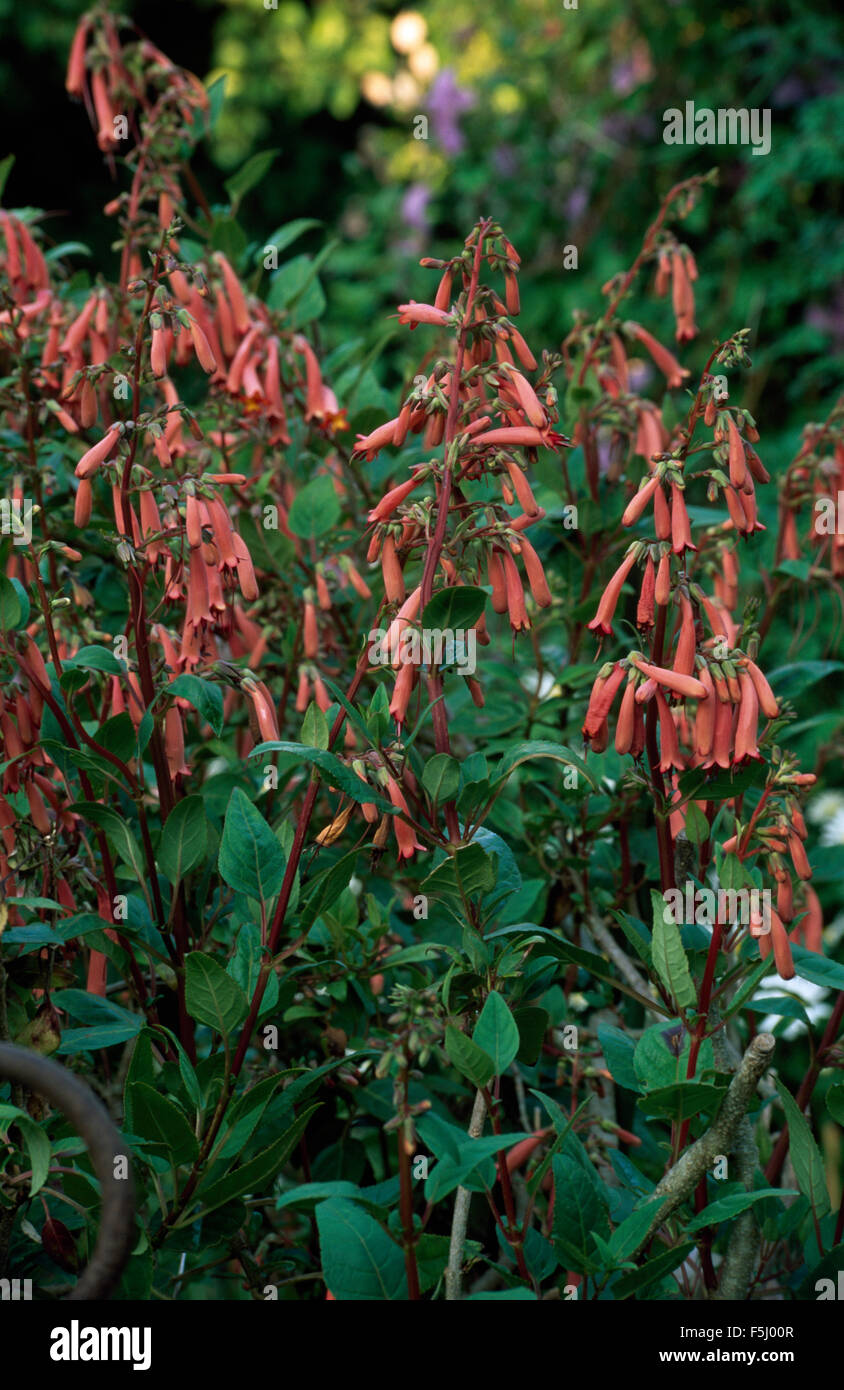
400 182 432 234
628 360 652 393
564 185 589 223
427 69 475 155
611 59 637 97
493 144 519 178
772 76 807 107
805 289 844 349
396 182 432 258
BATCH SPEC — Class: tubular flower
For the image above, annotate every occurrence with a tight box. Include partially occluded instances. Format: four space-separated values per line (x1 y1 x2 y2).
396 302 453 328
622 475 660 528
587 548 638 636
74 425 120 479
626 322 690 388
386 776 425 860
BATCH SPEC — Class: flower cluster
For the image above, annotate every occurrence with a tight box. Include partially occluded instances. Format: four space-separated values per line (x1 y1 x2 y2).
351 224 566 732
578 227 821 980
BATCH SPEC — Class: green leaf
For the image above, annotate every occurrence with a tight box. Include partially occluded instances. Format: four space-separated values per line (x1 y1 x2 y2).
215 1071 293 1163
609 1196 669 1261
287 476 341 539
422 753 460 803
0 575 25 630
637 1080 727 1121
444 1024 495 1089
745 995 810 1025
472 991 520 1075
63 644 124 675
0 153 14 202
609 910 652 967
316 1197 407 1301
158 796 208 886
420 584 486 632
167 674 224 737
97 713 141 764
299 849 358 931
0 1104 50 1194
421 844 496 903
650 889 696 1010
488 925 646 1001
492 739 596 790
57 1024 143 1054
471 826 522 902
123 1032 154 1131
791 944 844 992
301 700 329 750
513 1006 549 1065
184 952 248 1038
683 801 710 846
130 1082 198 1166
768 661 844 699
260 218 322 262
51 989 141 1031
218 788 285 902
195 1105 318 1218
249 742 394 813
267 251 328 322
685 1187 799 1232
67 803 146 882
613 1240 694 1298
225 149 279 207
209 215 247 261
633 1021 714 1091
826 1083 844 1126
551 1152 610 1271
777 1084 830 1217
677 763 760 805
597 1023 641 1092
424 1132 534 1202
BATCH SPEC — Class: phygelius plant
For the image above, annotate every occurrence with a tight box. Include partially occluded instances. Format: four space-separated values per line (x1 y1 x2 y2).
0 10 841 1307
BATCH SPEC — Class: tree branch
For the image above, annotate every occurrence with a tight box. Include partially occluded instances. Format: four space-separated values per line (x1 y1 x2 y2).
630 1033 775 1261
445 1089 487 1300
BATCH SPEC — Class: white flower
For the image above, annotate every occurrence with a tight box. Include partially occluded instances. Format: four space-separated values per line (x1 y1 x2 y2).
755 972 831 1040
808 790 844 825
819 807 844 847
521 669 559 700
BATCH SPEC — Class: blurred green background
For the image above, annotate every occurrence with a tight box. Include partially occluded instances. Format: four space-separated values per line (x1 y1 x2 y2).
3 0 843 438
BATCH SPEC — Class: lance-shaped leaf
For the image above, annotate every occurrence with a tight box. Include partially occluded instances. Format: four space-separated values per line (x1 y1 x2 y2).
777 1084 830 1218
650 889 696 1010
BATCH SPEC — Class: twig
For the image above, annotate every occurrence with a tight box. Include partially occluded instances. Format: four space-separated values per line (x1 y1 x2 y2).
629 1034 775 1262
445 1089 487 1300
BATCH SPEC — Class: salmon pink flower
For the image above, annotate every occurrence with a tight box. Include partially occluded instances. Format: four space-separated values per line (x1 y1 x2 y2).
626 321 689 388
368 473 426 522
396 302 453 329
389 661 416 729
629 656 707 701
66 17 89 95
588 548 638 635
622 475 660 528
386 775 425 859
582 662 626 740
353 419 398 461
74 425 120 479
